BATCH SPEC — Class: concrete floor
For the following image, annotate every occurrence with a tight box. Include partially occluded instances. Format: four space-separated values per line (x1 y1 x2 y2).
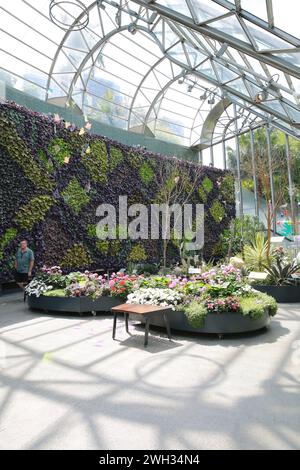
0 291 300 450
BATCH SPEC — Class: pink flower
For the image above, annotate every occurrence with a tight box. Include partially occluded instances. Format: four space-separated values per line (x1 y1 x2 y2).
109 280 115 288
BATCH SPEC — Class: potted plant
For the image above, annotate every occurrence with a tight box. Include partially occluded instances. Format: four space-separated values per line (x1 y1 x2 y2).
252 257 300 303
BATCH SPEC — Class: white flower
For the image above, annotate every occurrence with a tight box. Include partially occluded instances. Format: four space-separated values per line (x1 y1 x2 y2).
25 280 53 297
127 288 183 310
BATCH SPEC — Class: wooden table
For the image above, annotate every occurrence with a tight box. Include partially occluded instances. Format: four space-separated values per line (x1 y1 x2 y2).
111 304 172 347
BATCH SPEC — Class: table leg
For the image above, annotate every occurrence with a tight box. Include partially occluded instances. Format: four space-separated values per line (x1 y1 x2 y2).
144 317 150 347
112 312 118 340
163 312 172 341
125 312 129 333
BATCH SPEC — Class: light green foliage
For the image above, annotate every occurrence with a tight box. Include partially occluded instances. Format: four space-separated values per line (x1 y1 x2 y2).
48 138 71 165
129 152 143 169
244 232 271 271
44 289 66 297
96 240 110 255
220 174 235 203
15 196 54 230
87 224 97 238
202 176 213 193
139 162 154 185
240 292 277 319
210 200 225 223
62 178 90 214
110 146 123 171
0 114 53 192
198 186 207 203
127 243 147 262
60 244 91 269
37 149 54 173
184 301 207 328
0 228 17 260
82 141 108 184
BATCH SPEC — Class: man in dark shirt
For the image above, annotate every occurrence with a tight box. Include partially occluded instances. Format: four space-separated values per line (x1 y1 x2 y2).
14 240 34 289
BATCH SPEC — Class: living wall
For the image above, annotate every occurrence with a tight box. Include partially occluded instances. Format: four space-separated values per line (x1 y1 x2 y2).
0 101 235 282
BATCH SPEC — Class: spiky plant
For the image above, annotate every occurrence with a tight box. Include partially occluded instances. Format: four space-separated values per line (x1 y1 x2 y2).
244 232 271 272
264 259 300 286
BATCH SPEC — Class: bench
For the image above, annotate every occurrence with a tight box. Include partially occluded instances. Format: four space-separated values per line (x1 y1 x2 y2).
111 303 172 347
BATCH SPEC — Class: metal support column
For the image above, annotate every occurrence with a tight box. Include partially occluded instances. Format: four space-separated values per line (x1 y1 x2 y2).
250 128 259 220
266 126 277 235
222 139 227 170
210 144 214 166
233 104 243 221
285 134 297 235
198 149 203 165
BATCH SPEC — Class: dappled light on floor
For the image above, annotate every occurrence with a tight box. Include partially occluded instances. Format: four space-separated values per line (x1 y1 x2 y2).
0 293 300 450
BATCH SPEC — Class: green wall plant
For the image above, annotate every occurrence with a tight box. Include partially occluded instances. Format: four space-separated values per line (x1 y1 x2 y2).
202 176 213 193
60 244 91 269
127 243 147 262
82 141 108 184
0 228 17 261
198 186 207 203
139 162 154 185
37 149 54 173
110 146 123 171
62 178 90 215
15 196 54 231
220 174 235 204
48 137 71 165
210 200 225 223
0 114 53 192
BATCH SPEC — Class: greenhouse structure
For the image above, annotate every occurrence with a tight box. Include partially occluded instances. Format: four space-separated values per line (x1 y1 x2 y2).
0 0 299 452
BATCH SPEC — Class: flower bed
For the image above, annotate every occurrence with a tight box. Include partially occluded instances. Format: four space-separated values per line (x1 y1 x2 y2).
26 264 277 332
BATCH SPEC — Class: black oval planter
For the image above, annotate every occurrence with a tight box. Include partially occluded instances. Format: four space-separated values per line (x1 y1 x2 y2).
27 295 122 314
253 285 300 303
138 309 270 335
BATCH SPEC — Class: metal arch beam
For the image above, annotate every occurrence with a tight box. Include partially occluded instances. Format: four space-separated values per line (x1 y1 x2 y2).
66 25 135 102
46 0 100 100
195 97 232 150
130 0 300 78
127 55 169 131
46 0 300 144
142 70 188 133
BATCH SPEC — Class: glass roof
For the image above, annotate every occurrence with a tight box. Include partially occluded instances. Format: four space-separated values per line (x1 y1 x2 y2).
1 0 300 147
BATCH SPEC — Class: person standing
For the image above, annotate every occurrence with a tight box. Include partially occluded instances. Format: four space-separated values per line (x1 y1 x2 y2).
14 240 34 290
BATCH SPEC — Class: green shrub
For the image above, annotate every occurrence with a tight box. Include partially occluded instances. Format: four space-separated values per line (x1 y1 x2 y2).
240 292 277 319
210 200 225 223
15 196 54 230
60 244 91 269
82 141 108 184
44 289 66 297
48 137 71 165
110 146 123 171
184 301 207 328
139 162 154 185
62 178 90 214
0 115 53 192
0 228 17 260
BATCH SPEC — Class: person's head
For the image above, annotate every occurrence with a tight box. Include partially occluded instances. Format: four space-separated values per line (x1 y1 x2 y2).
20 240 28 250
